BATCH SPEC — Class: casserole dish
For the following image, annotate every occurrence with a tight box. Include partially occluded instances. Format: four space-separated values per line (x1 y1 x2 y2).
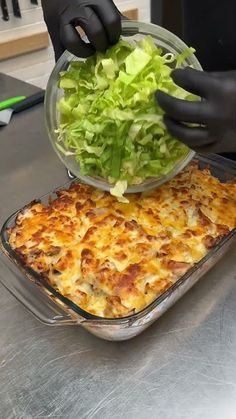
45 20 201 194
0 154 235 341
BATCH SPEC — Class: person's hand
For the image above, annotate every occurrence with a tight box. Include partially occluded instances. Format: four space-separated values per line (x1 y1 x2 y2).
41 0 121 61
156 68 236 153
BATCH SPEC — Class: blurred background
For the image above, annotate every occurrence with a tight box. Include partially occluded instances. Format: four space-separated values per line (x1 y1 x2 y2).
0 0 182 88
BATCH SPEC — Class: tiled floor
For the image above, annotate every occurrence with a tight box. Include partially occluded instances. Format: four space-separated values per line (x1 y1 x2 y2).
0 44 55 89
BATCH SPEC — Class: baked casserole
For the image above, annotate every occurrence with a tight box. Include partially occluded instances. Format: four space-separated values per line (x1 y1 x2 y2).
7 162 236 318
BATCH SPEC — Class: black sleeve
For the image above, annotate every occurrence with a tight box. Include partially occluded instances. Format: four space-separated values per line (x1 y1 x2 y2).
41 0 65 61
182 0 236 71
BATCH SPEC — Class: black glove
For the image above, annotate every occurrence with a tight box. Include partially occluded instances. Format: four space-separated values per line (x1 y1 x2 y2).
41 0 121 61
156 67 236 153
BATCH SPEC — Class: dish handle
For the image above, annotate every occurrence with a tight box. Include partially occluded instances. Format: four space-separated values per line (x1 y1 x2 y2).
0 253 79 326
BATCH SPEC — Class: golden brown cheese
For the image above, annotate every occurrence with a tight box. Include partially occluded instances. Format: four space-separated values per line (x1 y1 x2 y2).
8 162 236 318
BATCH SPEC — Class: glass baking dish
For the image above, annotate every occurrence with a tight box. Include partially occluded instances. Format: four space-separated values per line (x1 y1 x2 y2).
0 154 235 341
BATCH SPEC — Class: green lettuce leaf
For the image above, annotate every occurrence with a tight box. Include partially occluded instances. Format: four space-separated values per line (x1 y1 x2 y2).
57 36 197 197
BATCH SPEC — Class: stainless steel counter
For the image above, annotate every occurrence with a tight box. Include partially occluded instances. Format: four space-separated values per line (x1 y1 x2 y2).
0 73 236 419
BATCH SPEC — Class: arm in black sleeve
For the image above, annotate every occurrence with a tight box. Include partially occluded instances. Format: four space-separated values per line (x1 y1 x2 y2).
182 0 236 71
41 0 63 61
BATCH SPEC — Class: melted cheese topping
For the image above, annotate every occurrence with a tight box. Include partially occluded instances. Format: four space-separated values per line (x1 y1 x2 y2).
8 162 236 318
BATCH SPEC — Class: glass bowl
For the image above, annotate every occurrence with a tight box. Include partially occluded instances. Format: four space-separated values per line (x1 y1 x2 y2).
45 20 202 193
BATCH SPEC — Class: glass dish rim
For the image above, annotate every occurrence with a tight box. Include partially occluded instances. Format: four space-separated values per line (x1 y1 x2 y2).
0 154 235 324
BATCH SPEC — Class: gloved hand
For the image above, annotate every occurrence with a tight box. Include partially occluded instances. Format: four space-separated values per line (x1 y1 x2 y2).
156 67 236 153
41 0 121 61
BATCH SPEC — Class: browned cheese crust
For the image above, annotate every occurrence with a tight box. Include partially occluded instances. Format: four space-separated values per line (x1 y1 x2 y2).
8 162 236 317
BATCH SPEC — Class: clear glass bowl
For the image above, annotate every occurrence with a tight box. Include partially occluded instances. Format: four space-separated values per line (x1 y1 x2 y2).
45 20 202 193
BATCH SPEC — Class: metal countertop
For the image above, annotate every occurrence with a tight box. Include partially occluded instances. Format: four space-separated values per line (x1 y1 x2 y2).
0 73 236 419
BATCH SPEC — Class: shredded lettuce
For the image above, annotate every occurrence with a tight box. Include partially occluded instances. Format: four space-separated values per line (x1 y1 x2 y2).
110 180 129 203
57 36 195 195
